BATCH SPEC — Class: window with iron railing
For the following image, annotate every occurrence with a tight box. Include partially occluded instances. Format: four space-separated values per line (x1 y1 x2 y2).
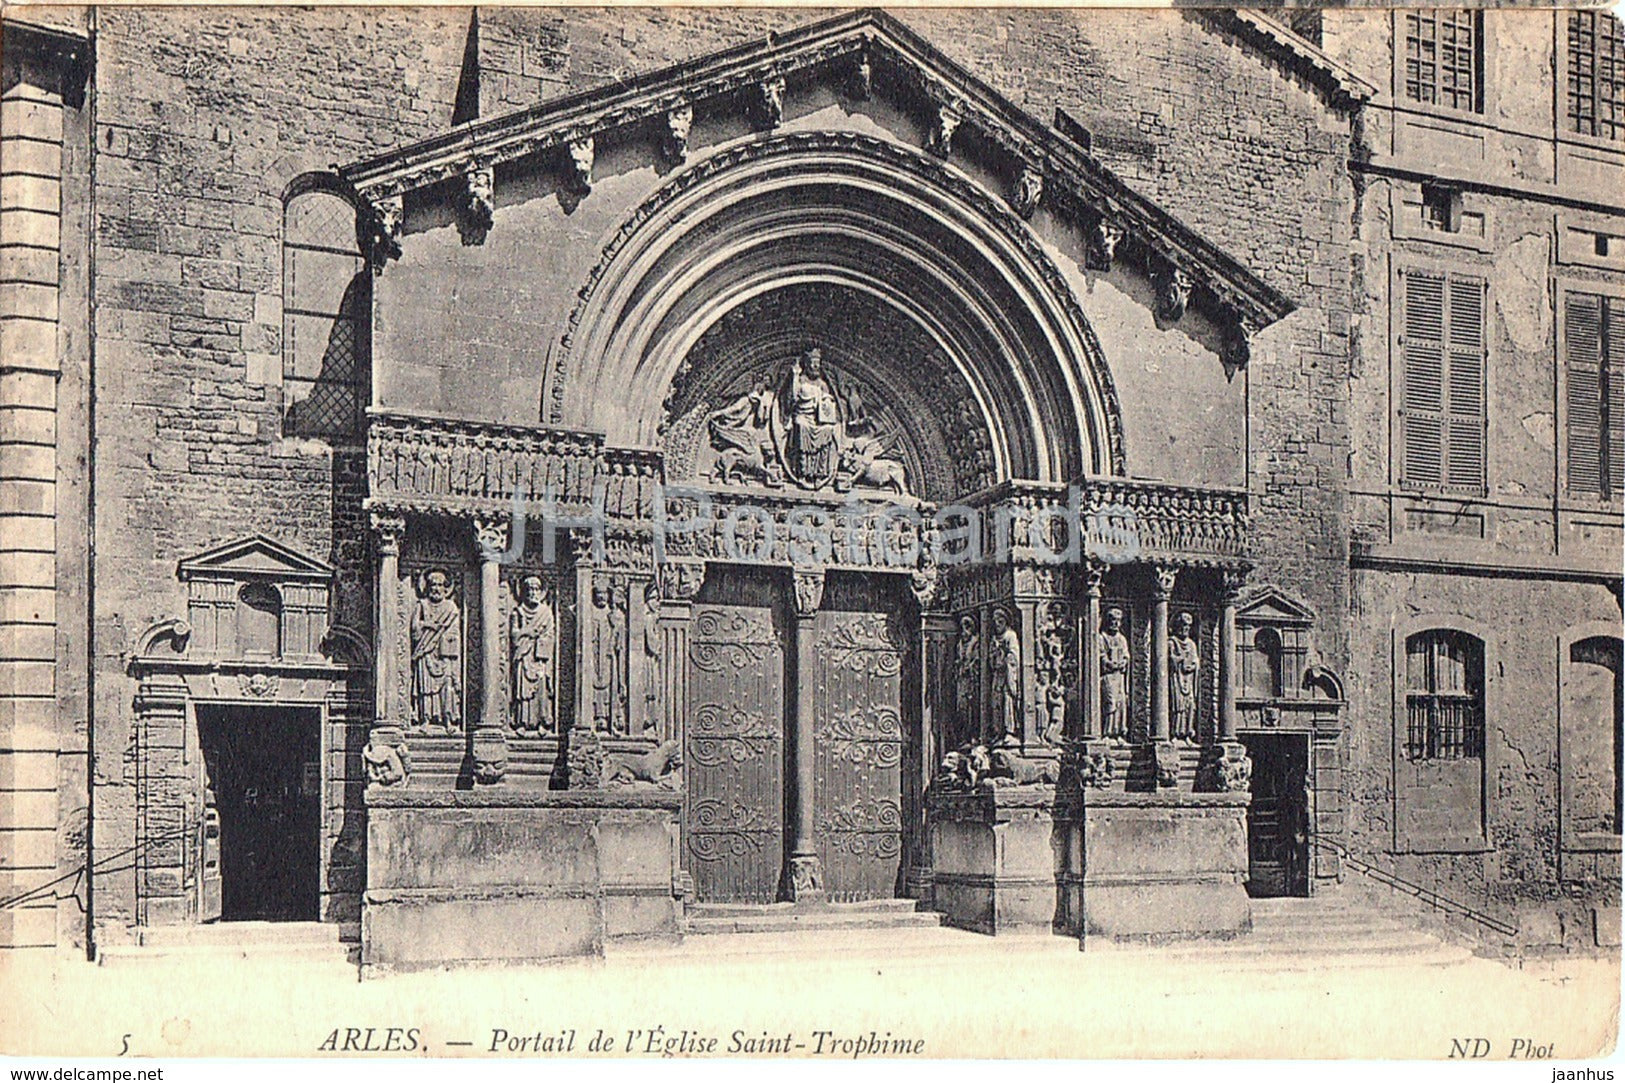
1403 10 1482 113
1405 629 1484 760
1568 11 1625 142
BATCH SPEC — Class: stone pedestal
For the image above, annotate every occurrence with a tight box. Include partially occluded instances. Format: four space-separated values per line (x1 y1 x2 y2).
362 787 682 974
927 785 1070 936
1076 790 1252 940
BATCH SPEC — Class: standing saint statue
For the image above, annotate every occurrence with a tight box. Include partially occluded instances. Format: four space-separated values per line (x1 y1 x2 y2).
989 608 1021 745
509 574 555 734
782 348 841 486
642 580 662 736
953 614 980 746
1169 611 1200 741
410 569 463 731
1100 606 1131 739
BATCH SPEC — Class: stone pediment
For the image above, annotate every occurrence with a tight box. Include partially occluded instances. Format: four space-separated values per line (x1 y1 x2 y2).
337 8 1301 353
177 534 334 583
1234 586 1316 626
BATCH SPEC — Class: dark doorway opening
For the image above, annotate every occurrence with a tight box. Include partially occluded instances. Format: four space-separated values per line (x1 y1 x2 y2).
197 705 322 922
1243 733 1310 898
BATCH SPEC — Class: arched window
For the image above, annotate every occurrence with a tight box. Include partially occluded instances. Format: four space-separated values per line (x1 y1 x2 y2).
283 181 369 440
1404 629 1484 760
236 582 283 658
1567 636 1623 836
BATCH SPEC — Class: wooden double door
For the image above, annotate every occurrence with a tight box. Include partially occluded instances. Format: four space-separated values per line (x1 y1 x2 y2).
682 568 915 904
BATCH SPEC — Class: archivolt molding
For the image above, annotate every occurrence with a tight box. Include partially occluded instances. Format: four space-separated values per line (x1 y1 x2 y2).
550 130 1126 481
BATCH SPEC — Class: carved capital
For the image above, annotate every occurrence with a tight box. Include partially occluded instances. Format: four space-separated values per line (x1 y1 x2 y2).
474 516 509 561
1083 559 1107 597
470 724 508 785
658 560 706 603
1153 565 1179 600
363 195 403 274
1156 264 1193 322
1086 218 1123 272
927 102 962 158
370 511 406 556
1220 568 1248 603
459 164 495 243
565 134 594 194
661 102 693 164
792 571 824 617
1011 165 1044 220
756 77 786 129
909 565 939 608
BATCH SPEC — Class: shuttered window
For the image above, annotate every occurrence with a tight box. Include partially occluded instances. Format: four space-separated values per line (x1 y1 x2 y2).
1400 270 1487 492
1565 291 1625 499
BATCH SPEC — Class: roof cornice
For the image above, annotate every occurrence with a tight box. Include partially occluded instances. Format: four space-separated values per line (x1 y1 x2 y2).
338 8 1297 337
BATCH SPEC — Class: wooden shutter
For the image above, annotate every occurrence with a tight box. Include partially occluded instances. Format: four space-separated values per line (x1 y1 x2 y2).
1606 298 1625 497
1444 275 1486 489
1566 292 1604 497
1402 272 1447 487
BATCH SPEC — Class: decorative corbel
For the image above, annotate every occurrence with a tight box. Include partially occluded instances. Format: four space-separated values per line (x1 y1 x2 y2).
756 76 786 130
1010 165 1044 220
565 133 594 195
661 102 693 165
1155 263 1193 323
458 164 495 244
927 100 962 158
362 194 403 275
1221 313 1257 374
1085 218 1123 272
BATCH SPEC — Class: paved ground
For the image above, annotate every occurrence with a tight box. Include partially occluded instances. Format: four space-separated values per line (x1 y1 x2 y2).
2 927 1618 1060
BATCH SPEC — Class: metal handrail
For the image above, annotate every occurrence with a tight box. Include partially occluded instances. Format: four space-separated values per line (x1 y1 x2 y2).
1311 837 1519 938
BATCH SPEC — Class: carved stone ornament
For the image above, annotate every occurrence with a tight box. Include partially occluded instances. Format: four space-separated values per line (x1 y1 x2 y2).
756 77 786 129
1086 218 1123 272
1156 265 1193 322
1153 740 1181 789
509 575 557 734
927 102 961 158
471 728 508 785
605 739 683 788
850 49 873 100
909 565 939 607
1169 611 1199 741
370 511 405 556
1214 741 1253 793
1077 749 1115 789
459 165 495 243
987 745 1061 787
473 516 509 559
1222 315 1256 373
788 854 825 899
661 102 693 164
566 134 595 194
704 347 909 495
1011 166 1044 220
1153 564 1179 599
567 725 606 789
364 195 403 274
363 726 412 787
659 560 706 602
793 571 825 617
236 672 279 699
409 569 463 731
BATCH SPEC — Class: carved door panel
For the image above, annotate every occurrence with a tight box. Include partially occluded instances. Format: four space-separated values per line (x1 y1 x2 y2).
813 579 908 902
683 599 787 904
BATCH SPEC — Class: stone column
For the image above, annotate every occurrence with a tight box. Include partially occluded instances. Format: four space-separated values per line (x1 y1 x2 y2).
1207 568 1253 793
471 517 509 785
787 570 826 904
1150 565 1180 787
1080 563 1104 740
362 513 412 787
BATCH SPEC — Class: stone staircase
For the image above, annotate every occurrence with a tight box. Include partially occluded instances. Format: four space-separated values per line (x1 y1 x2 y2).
1111 740 1205 789
409 735 559 787
97 920 359 970
1086 890 1474 969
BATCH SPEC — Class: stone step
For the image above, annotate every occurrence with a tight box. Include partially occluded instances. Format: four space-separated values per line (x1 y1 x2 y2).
614 923 979 964
691 898 921 919
100 937 359 970
685 903 944 936
136 920 353 947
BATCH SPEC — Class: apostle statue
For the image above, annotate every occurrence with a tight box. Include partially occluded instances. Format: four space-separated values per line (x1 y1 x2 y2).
588 578 629 734
1099 606 1130 739
953 614 980 745
989 608 1021 745
641 580 662 736
410 569 463 731
782 347 841 485
509 574 556 734
1170 611 1200 741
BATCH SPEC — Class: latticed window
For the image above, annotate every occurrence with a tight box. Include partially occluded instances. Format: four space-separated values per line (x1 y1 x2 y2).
1399 270 1487 492
1405 630 1484 761
283 185 370 440
1568 11 1625 142
1565 291 1625 499
1403 10 1481 113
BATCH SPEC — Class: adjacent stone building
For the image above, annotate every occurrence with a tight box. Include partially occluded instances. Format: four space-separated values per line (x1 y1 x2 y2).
0 5 1617 964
